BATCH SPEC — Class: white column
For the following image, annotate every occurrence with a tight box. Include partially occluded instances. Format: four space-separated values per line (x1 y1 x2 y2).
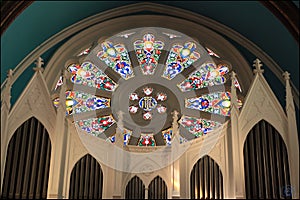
171 159 180 199
47 69 68 199
231 71 245 198
283 71 299 199
145 187 148 199
0 69 13 192
225 71 245 198
112 111 124 199
171 110 180 199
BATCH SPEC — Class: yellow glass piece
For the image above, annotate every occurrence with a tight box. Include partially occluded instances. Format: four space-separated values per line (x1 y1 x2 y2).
181 48 190 57
107 48 116 56
221 100 231 108
66 99 74 107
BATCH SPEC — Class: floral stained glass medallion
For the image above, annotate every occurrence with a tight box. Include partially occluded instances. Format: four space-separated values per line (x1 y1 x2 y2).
138 134 156 146
185 92 232 116
162 128 173 145
178 63 229 92
76 115 115 137
162 42 200 80
67 62 117 91
128 86 167 120
52 91 110 115
97 41 134 80
179 115 221 137
134 33 164 75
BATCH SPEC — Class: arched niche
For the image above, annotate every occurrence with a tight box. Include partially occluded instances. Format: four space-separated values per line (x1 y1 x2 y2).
190 155 223 199
243 120 291 199
69 154 103 199
125 175 145 199
148 176 168 199
1 117 52 199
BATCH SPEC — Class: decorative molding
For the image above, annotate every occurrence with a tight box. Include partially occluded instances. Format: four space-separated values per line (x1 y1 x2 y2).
0 1 34 35
7 71 56 144
68 124 88 169
239 64 288 146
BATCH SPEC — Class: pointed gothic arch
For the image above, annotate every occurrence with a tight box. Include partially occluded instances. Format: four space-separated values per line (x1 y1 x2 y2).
69 154 103 199
148 176 168 199
190 155 223 199
243 120 291 199
1 117 52 199
125 175 145 199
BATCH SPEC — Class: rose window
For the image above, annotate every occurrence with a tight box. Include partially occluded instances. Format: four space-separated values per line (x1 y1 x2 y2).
52 27 243 147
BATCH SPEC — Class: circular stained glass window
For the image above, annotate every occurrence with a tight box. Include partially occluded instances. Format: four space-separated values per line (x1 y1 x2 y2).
54 27 242 173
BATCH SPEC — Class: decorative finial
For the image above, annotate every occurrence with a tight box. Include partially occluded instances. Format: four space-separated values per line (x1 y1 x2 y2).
33 57 44 72
253 58 264 74
283 71 290 81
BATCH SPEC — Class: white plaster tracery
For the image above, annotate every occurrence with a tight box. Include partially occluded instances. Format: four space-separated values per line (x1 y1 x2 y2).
1 49 298 200
0 4 298 196
7 70 56 144
239 60 288 146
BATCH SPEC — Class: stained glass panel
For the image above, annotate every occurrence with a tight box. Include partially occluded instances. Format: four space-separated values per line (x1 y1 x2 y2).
106 135 116 143
97 41 134 79
54 75 63 90
179 115 221 137
76 115 115 137
205 47 220 58
67 62 117 91
53 97 59 108
234 77 242 92
64 90 110 115
138 134 156 146
123 129 132 146
77 47 91 57
185 92 232 116
162 128 172 145
134 33 164 75
106 128 132 145
162 42 200 80
178 63 229 92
